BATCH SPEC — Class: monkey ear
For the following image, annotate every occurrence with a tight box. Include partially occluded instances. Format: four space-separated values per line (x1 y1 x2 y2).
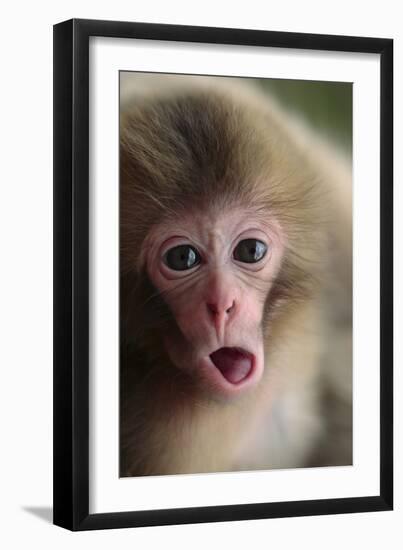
121 269 173 348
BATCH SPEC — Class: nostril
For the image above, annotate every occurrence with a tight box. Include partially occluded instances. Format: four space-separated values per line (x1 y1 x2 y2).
206 303 218 315
207 301 235 316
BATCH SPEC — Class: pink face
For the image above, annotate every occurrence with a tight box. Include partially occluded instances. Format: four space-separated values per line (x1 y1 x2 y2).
144 208 285 398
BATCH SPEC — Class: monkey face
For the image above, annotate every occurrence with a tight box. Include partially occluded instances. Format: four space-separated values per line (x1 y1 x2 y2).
144 207 285 398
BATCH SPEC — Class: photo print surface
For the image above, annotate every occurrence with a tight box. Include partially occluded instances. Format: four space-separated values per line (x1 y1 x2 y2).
119 73 352 477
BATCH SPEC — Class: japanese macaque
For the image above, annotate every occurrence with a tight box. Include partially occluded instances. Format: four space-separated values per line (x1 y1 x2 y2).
120 74 352 477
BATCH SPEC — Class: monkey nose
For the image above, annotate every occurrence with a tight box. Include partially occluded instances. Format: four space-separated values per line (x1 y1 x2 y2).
206 300 236 339
206 300 235 316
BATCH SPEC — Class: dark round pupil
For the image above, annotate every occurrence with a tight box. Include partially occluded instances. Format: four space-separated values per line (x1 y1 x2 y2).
233 239 267 263
164 245 201 271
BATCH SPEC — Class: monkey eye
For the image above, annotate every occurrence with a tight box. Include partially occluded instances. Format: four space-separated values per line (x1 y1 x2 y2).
233 239 268 263
163 244 201 271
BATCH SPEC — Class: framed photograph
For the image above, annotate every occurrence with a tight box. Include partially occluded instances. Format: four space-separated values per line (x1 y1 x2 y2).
53 19 393 531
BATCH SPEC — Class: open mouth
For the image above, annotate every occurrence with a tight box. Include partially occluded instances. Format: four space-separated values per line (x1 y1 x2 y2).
209 347 254 384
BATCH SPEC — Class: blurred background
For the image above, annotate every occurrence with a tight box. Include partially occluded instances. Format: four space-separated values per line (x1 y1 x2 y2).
258 78 352 154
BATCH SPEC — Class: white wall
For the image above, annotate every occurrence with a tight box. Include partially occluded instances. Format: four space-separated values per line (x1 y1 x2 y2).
0 1 400 548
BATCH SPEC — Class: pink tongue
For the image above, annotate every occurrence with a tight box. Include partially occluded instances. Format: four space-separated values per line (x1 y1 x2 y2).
210 348 252 384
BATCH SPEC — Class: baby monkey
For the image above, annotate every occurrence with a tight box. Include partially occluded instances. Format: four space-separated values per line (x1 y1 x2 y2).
120 75 352 476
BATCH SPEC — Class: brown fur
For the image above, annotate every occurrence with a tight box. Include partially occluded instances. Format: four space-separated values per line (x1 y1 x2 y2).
120 75 352 476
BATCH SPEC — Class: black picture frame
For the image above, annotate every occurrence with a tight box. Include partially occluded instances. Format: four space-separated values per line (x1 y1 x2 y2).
53 18 393 531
